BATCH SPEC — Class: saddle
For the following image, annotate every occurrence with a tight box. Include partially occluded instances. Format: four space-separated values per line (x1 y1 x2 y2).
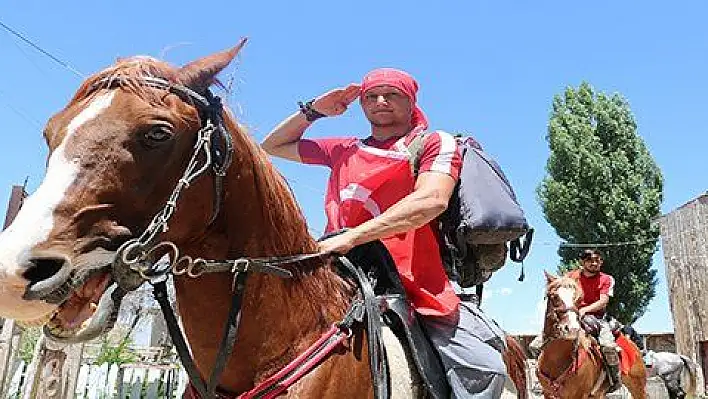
580 314 623 340
340 240 450 399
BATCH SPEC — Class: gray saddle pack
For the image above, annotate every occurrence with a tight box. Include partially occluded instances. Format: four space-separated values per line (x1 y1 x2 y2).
408 132 533 289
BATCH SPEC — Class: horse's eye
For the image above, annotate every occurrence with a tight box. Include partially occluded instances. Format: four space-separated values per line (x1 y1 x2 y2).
145 126 173 143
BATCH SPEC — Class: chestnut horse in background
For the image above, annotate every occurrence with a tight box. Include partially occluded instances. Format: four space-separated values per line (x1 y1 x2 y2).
0 43 527 398
537 273 647 398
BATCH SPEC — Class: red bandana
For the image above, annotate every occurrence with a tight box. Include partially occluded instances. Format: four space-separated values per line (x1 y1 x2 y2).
360 68 429 130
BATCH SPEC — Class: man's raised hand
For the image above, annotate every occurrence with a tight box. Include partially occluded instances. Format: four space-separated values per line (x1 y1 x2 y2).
312 84 361 116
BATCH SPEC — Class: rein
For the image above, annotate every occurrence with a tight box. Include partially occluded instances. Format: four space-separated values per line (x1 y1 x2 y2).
536 338 582 399
101 77 383 398
132 251 378 399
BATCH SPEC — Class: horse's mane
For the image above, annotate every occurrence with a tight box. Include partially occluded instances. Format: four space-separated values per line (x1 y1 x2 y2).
221 110 320 258
69 56 193 109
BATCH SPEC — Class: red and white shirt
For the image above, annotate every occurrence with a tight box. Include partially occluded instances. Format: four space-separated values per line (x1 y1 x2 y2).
568 270 615 317
299 129 462 316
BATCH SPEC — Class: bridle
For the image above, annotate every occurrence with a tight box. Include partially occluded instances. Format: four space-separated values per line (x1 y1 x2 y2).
71 76 380 399
99 76 310 398
543 286 581 344
95 75 234 232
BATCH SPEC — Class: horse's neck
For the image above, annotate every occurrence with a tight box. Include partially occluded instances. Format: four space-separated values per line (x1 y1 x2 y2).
176 136 352 378
220 129 318 257
539 339 578 378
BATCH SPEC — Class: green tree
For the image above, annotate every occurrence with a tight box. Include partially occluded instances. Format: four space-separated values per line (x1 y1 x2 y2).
93 333 139 367
537 82 663 323
18 327 42 364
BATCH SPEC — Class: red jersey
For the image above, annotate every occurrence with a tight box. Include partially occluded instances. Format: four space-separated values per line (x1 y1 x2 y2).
299 129 462 316
568 270 615 317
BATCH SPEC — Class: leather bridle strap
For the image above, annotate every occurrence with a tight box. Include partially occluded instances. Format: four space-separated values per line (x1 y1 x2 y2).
336 256 389 399
209 271 248 394
153 279 208 398
536 338 581 399
152 272 248 398
142 254 323 399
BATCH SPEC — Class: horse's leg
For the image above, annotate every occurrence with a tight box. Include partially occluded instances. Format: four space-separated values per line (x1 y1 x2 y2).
622 363 648 399
624 378 648 399
664 375 685 399
663 380 679 399
502 335 528 399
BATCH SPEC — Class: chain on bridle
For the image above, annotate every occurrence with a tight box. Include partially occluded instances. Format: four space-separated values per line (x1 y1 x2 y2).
93 76 232 253
85 75 313 284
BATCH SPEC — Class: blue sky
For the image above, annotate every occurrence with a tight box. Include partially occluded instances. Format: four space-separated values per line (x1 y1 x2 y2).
1 1 705 334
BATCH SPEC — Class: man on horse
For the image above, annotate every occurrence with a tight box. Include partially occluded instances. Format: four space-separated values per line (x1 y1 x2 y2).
262 68 509 398
568 248 623 392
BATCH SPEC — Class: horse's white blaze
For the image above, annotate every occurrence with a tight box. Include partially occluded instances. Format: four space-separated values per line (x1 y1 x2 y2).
557 286 581 330
0 92 115 320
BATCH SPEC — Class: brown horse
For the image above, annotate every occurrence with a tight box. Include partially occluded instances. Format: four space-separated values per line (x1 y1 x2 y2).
0 43 527 398
537 272 647 398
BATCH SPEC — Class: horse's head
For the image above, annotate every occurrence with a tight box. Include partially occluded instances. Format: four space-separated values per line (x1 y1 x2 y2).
543 271 583 340
0 41 246 342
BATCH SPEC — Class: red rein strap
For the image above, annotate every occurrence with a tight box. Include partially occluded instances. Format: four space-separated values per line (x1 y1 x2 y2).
186 324 351 399
239 324 351 399
537 343 586 399
187 324 350 399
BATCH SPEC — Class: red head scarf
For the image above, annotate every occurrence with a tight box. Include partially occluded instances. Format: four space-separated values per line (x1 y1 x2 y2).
360 68 429 130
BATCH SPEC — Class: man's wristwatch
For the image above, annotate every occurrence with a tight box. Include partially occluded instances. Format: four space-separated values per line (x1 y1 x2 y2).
298 99 327 122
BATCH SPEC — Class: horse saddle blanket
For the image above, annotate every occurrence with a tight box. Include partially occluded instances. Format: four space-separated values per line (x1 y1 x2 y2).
585 333 638 375
380 294 449 399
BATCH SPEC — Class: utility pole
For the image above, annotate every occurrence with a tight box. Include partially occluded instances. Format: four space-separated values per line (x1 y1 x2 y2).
0 185 28 395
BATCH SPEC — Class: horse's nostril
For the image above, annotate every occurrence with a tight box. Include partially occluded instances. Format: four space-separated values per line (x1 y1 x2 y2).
23 257 67 284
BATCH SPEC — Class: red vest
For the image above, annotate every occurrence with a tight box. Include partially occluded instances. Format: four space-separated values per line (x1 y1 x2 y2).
316 136 459 316
568 270 615 317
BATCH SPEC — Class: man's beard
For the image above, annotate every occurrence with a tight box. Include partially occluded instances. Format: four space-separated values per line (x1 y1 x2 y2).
369 120 395 128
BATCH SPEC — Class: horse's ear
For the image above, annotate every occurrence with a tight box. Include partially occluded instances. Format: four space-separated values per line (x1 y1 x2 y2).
544 270 558 283
177 38 247 92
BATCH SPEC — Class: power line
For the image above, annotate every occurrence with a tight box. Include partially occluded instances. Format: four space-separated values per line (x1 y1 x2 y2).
0 19 84 78
534 237 659 248
560 239 657 248
0 19 325 238
3 27 52 79
0 89 43 128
